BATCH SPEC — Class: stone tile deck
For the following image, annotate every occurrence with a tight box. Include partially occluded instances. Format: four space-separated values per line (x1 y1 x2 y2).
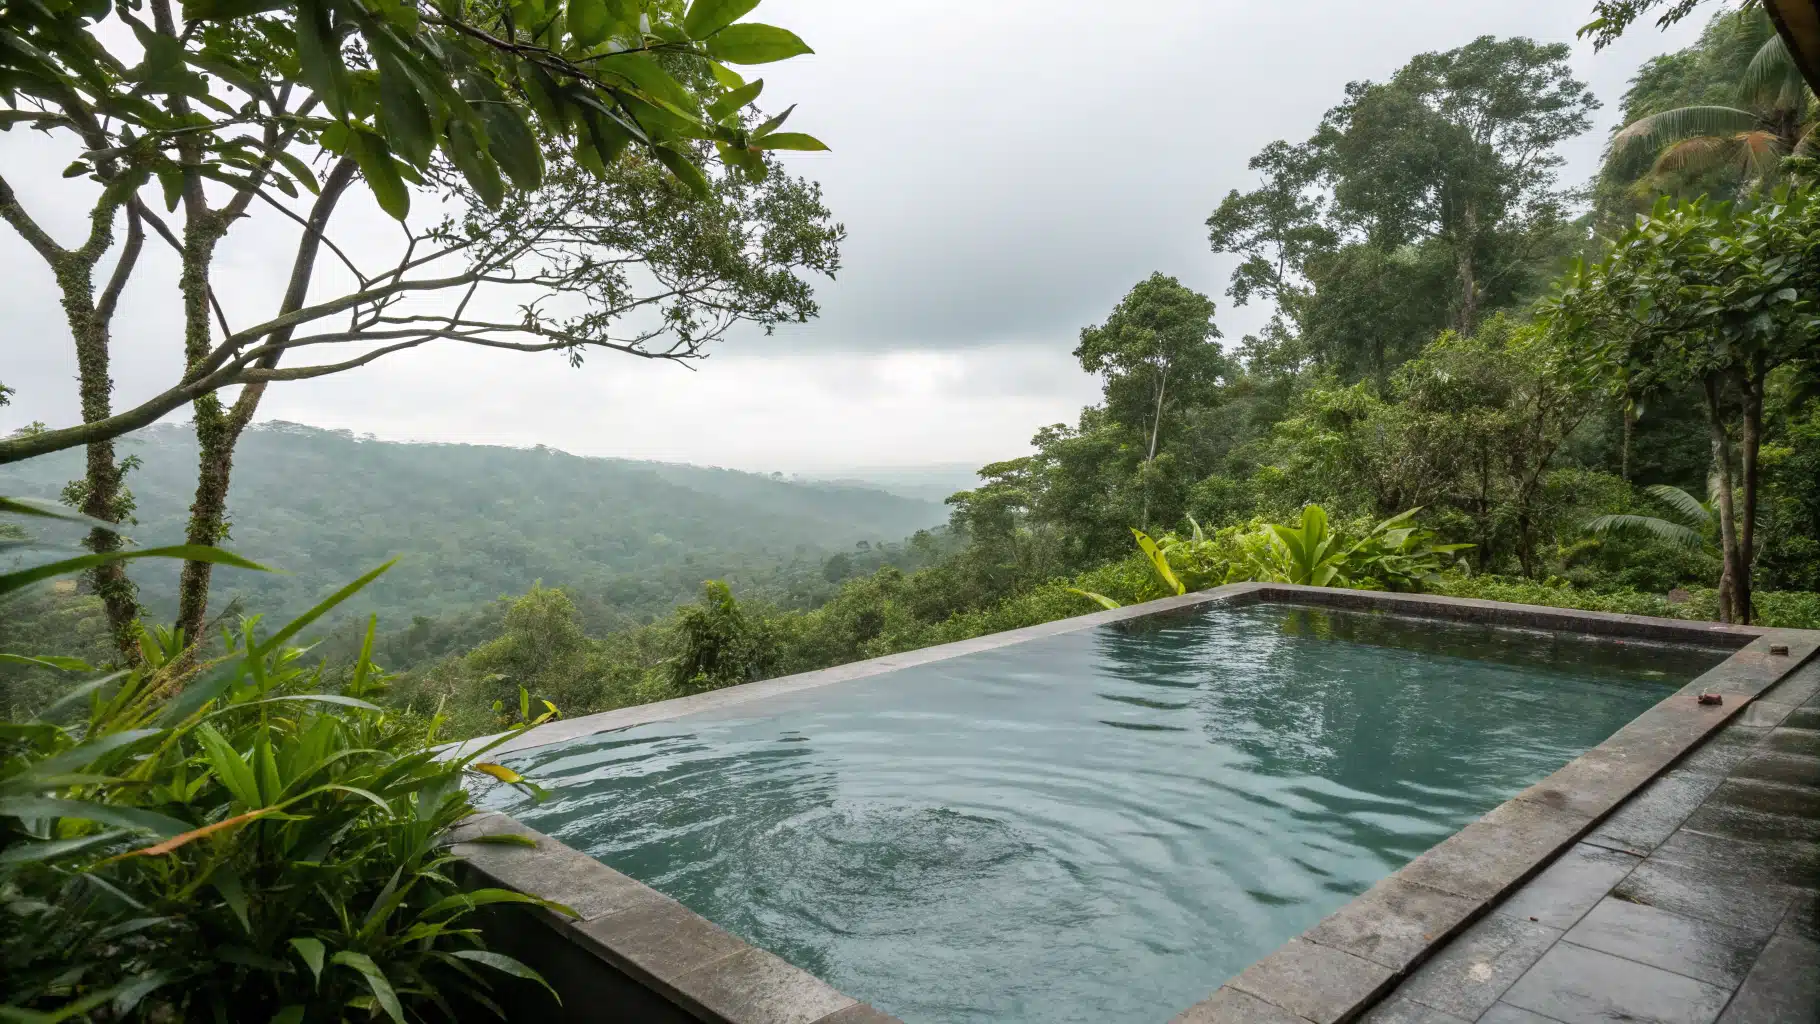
1361 660 1820 1024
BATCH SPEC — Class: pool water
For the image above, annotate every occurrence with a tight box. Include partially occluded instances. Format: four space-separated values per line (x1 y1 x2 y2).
487 604 1726 1024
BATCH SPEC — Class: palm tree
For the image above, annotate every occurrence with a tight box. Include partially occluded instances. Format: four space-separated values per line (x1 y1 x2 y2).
1606 13 1816 192
1585 484 1717 554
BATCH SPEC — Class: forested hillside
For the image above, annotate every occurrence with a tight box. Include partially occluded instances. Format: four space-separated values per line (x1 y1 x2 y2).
0 422 946 638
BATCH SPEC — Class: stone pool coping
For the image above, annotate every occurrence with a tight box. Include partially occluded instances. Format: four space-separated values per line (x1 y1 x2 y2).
450 584 1819 1024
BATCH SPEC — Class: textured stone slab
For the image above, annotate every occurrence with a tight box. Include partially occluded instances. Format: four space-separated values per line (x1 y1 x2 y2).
1684 799 1820 844
1584 771 1723 857
1739 701 1798 727
1515 745 1671 820
1613 856 1795 940
1494 842 1641 930
1358 994 1471 1024
1766 726 1820 758
1679 723 1772 776
1766 663 1820 707
1170 986 1313 1024
1303 876 1479 971
1225 938 1395 1024
1391 912 1560 1020
673 946 858 1024
577 895 749 983
1652 825 1820 890
1563 897 1762 987
1733 750 1820 788
1716 932 1820 1024
816 1005 902 1024
1501 943 1730 1024
1786 706 1820 731
450 813 670 922
1781 889 1818 942
1400 800 1593 901
1477 1005 1562 1024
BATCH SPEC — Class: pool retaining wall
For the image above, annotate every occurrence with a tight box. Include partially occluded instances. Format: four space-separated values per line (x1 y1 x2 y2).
451 585 1819 1024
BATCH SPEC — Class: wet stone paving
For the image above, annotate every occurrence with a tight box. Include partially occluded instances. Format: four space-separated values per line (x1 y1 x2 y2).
1365 659 1820 1024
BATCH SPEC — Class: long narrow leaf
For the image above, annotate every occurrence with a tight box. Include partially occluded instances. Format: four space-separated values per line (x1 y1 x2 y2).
254 560 396 659
331 952 405 1024
1 545 271 597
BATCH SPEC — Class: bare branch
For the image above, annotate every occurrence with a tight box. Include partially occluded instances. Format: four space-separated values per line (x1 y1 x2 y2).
97 203 144 325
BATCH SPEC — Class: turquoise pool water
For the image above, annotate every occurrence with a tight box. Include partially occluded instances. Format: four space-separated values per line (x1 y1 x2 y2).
487 603 1726 1023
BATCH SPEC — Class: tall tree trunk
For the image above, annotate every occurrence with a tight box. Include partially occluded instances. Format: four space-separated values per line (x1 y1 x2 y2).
173 159 357 648
1456 201 1479 337
70 207 146 660
1735 362 1765 626
1620 399 1634 483
3 174 146 662
1704 375 1742 624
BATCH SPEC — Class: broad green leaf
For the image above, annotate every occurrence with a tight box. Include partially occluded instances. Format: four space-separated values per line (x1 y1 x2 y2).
455 832 537 847
376 53 434 169
566 0 617 48
469 762 524 784
332 952 405 1024
12 729 161 786
1131 529 1185 596
684 0 760 39
447 120 505 209
294 0 351 118
706 77 763 122
271 1008 306 1024
752 131 827 151
653 144 712 197
598 53 700 113
290 938 326 985
196 723 262 808
706 23 813 65
347 131 411 221
479 102 544 190
213 866 251 934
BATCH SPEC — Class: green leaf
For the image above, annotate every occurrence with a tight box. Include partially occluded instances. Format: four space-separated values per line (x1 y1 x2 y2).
751 131 827 151
254 559 395 660
213 866 251 934
447 120 505 209
346 131 411 221
0 828 131 865
479 101 544 190
332 952 404 1024
684 0 760 39
270 1007 306 1024
1132 529 1184 596
1 545 270 598
706 77 763 122
376 54 434 169
290 937 326 985
196 723 262 808
295 0 350 119
13 729 161 786
598 53 700 114
566 0 617 48
653 144 712 197
0 798 189 837
448 949 560 1001
0 495 122 531
1065 588 1122 610
455 832 537 847
705 23 813 65
0 653 93 672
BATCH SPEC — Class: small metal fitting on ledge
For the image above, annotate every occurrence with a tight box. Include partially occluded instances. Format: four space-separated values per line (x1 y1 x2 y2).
1696 693 1724 706
1769 643 1790 656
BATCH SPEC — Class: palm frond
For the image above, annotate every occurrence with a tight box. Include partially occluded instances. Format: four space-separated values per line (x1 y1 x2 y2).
1585 514 1708 550
1643 484 1712 529
1793 120 1820 157
1740 31 1806 108
1736 129 1787 176
1651 135 1742 178
1607 106 1760 179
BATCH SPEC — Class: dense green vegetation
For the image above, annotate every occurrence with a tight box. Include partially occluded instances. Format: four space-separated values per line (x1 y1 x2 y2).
4 5 1820 1017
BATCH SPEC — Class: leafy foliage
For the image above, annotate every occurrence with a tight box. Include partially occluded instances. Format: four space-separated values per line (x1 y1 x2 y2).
0 539 563 1021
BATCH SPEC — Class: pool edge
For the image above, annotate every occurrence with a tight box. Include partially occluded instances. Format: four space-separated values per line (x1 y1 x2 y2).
447 587 1815 1024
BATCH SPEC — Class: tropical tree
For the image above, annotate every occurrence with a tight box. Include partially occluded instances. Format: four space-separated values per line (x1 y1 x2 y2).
1543 187 1820 622
1074 273 1226 522
1605 9 1816 194
0 0 839 659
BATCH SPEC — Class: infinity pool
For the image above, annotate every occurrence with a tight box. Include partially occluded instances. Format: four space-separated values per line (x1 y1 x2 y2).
485 603 1726 1023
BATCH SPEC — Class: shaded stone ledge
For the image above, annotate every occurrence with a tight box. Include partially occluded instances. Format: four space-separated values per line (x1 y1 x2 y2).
447 812 901 1024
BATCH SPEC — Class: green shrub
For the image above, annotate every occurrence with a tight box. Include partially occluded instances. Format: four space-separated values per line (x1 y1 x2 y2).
1 532 562 1022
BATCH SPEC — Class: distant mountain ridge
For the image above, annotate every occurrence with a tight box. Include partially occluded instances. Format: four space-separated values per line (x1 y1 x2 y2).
0 422 948 628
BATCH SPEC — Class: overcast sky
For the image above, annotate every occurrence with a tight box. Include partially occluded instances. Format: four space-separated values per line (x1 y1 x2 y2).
1 1 1706 474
